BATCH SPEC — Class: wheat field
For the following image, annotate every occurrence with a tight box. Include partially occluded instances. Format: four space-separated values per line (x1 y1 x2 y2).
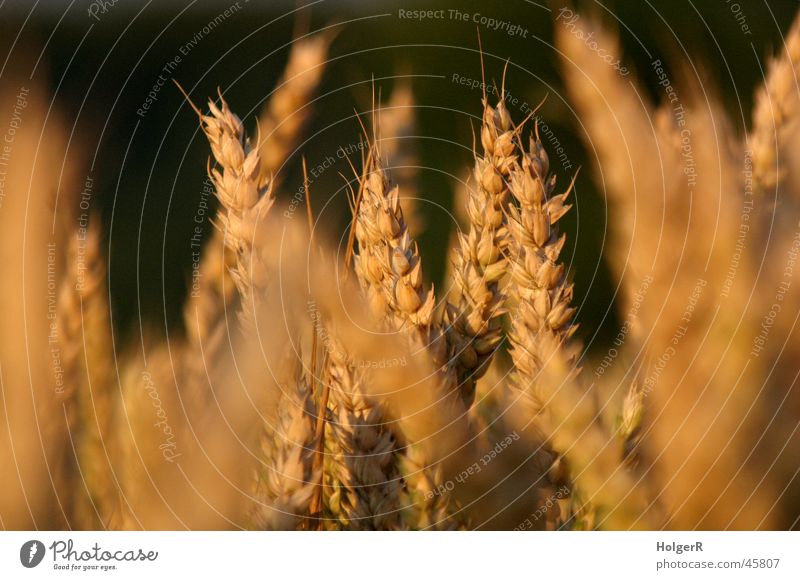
1 4 800 532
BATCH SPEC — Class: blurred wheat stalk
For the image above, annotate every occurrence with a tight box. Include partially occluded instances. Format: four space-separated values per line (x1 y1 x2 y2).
2 13 800 531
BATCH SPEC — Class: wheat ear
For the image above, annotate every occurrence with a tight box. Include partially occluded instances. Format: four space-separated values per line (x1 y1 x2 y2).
180 92 270 412
506 133 655 528
352 145 470 527
56 217 119 529
55 233 88 526
199 93 275 333
257 34 330 184
445 95 516 406
751 13 800 193
325 338 402 529
379 78 424 235
178 92 276 462
353 142 438 350
252 357 320 530
183 33 327 388
506 132 577 399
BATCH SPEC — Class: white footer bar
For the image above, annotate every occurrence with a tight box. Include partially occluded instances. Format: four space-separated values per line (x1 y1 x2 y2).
1 532 798 579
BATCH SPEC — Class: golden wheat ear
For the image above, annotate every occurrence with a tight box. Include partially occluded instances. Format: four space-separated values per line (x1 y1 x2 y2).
55 216 120 530
0 78 88 529
178 91 274 423
444 91 516 408
557 13 787 530
378 77 425 235
252 355 320 531
313 253 472 530
203 92 276 333
257 32 332 185
351 138 439 351
751 12 800 194
322 331 403 530
349 134 469 528
749 12 800 529
504 132 659 529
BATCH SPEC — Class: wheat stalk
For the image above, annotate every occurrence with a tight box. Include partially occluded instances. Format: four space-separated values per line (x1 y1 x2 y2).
181 222 236 408
351 140 468 528
558 13 787 528
55 233 88 526
114 343 177 530
352 141 449 372
182 33 328 401
506 132 577 405
71 221 119 530
180 90 272 413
